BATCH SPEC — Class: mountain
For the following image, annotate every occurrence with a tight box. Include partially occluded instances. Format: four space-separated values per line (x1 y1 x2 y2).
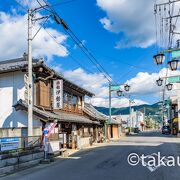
94 102 161 116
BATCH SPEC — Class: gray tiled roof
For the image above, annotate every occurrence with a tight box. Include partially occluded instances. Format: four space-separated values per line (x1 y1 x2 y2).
0 55 94 97
13 100 100 125
84 103 108 121
108 118 121 125
0 57 39 73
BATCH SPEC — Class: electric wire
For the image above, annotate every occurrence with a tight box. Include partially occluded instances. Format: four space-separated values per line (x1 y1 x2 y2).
43 28 95 74
89 49 155 72
40 0 115 84
42 28 111 86
14 0 27 12
14 0 114 88
50 0 78 7
43 28 110 87
154 3 159 52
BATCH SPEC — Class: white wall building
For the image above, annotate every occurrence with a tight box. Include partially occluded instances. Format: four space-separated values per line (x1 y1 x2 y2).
118 109 144 129
0 58 43 137
0 62 42 129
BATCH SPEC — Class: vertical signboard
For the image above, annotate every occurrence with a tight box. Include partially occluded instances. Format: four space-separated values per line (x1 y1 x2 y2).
53 79 63 109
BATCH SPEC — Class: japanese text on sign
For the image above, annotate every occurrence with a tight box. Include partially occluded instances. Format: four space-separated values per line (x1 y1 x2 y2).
53 80 63 109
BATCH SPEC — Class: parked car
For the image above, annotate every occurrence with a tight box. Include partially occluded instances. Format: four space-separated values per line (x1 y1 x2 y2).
162 126 171 134
134 127 140 133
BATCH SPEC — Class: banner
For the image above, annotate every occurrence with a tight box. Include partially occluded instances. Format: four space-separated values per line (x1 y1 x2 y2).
44 122 58 138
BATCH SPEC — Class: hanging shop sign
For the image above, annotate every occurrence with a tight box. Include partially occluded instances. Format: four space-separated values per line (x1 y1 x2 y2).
53 79 63 109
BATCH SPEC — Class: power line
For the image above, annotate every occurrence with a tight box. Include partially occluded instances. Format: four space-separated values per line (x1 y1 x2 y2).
43 28 110 86
40 0 115 84
50 0 78 7
64 29 113 82
35 1 97 74
89 49 154 72
14 0 27 12
14 0 114 85
43 28 112 88
43 28 95 74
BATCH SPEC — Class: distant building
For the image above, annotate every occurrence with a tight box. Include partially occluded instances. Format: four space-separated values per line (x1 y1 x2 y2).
109 116 122 139
114 109 144 130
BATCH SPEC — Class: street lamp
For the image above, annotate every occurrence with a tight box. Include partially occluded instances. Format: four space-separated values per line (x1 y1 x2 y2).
117 90 123 97
168 59 179 71
166 83 173 91
124 84 130 92
156 78 163 86
153 53 165 65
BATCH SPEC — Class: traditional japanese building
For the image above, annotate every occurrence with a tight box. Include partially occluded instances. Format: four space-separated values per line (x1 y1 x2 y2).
0 54 105 150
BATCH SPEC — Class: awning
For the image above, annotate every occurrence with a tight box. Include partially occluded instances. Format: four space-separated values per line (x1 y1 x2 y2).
13 100 100 125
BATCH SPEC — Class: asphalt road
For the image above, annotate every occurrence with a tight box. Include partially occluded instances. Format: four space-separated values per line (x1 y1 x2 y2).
2 131 180 180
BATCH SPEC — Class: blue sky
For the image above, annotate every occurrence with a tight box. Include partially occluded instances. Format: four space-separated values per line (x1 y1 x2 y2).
1 0 177 107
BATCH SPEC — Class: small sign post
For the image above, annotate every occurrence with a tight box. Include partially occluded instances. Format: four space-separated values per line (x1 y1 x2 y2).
43 129 49 160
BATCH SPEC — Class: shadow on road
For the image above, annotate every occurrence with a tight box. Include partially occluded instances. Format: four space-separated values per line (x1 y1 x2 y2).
2 131 180 180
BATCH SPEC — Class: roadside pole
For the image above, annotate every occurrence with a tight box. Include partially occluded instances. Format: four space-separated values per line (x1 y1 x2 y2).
104 83 111 142
28 9 33 137
129 98 132 134
177 95 180 137
109 83 112 124
27 8 49 138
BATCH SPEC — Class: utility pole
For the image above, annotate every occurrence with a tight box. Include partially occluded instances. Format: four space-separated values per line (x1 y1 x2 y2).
28 9 33 137
104 83 111 142
109 83 112 124
144 106 146 131
129 98 132 134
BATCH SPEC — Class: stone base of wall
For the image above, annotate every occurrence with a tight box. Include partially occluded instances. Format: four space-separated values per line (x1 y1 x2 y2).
0 151 44 176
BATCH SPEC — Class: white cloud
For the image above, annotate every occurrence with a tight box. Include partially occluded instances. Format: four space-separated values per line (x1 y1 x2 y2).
63 68 108 96
89 97 148 108
62 67 180 108
97 0 156 48
97 0 180 49
63 67 149 108
126 68 180 96
0 11 68 61
16 0 44 9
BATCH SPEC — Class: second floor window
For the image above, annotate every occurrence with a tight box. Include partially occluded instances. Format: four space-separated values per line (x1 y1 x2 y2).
63 91 82 111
